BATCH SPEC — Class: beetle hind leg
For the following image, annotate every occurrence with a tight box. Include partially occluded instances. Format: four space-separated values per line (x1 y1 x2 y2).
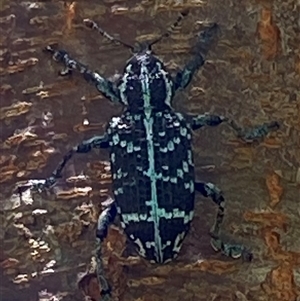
82 201 117 300
94 239 112 300
194 181 252 261
96 200 117 241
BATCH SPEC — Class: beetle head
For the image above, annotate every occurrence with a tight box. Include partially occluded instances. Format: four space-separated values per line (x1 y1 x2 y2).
119 47 174 111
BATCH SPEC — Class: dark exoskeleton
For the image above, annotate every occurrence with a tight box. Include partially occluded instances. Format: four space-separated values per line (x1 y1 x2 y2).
21 9 279 301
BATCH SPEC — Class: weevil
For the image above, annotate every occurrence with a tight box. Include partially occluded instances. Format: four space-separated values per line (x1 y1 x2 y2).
21 10 279 299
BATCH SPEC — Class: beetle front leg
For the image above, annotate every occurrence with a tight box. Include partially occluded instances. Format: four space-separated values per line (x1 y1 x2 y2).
44 46 121 103
194 181 252 261
173 23 219 91
173 53 205 91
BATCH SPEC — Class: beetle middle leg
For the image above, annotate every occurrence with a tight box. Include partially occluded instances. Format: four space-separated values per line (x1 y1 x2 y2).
94 201 117 299
185 113 228 130
17 134 111 195
185 113 279 142
46 134 110 183
194 181 252 261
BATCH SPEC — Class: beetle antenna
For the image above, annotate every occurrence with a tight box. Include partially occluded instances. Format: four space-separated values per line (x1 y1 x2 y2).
84 19 135 52
148 9 190 48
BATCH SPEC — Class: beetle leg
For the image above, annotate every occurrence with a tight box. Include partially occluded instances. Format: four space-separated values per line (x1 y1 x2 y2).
94 239 112 301
194 181 252 261
74 134 110 153
28 134 110 192
16 147 74 196
96 201 117 241
44 46 121 103
186 113 279 143
185 113 228 130
173 51 205 91
77 200 116 301
228 120 280 143
194 182 225 238
173 23 219 91
52 134 110 178
92 201 117 300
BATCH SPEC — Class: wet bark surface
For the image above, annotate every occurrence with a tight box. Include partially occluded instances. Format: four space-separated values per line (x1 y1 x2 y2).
0 1 299 301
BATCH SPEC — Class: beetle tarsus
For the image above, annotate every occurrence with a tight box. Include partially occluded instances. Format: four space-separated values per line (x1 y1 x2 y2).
16 177 57 202
95 238 112 301
229 120 280 143
83 18 96 29
210 239 253 262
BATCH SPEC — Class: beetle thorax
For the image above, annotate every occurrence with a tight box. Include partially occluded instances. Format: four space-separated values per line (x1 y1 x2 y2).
118 51 174 113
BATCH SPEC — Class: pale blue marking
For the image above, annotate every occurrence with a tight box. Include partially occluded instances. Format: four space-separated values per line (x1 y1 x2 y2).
140 63 164 263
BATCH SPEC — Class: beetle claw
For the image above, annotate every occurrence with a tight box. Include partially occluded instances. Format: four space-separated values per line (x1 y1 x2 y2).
16 177 58 198
242 249 253 262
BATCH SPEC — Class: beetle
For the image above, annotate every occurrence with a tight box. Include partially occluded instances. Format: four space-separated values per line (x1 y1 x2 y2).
24 9 279 299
